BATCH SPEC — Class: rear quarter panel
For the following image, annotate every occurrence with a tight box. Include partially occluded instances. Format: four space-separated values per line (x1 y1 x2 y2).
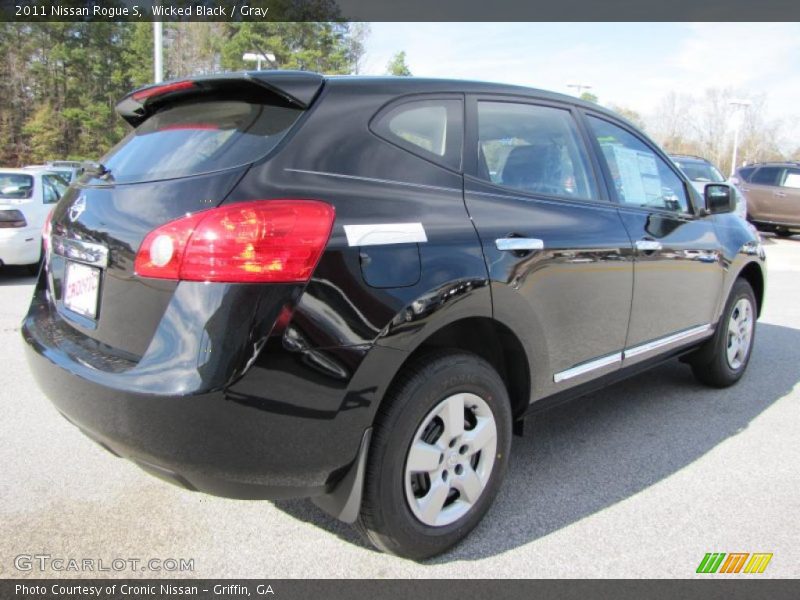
228 83 491 355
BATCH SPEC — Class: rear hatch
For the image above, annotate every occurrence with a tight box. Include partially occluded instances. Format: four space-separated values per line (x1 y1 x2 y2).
44 72 323 359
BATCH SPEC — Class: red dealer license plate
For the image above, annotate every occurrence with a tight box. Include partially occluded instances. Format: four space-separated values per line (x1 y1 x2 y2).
63 261 100 319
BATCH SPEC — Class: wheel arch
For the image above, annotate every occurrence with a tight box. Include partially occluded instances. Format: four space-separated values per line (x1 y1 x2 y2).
379 316 531 421
737 261 765 317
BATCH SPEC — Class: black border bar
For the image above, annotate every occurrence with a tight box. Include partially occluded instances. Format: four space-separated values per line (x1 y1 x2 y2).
2 0 800 21
4 580 800 600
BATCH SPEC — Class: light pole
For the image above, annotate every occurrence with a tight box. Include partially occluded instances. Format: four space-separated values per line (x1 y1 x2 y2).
729 99 752 177
153 22 163 83
243 52 276 71
567 82 593 97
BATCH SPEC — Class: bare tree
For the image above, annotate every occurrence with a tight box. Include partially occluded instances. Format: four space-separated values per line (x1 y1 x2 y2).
165 23 224 79
647 88 787 174
348 23 370 75
736 94 784 167
607 104 646 130
649 92 694 153
693 87 733 171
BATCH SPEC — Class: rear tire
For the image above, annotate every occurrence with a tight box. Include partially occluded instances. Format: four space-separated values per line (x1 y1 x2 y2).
690 279 756 388
357 350 512 560
26 262 41 276
26 242 43 275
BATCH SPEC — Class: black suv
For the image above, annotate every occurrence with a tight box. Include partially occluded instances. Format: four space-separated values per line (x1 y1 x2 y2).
23 72 765 559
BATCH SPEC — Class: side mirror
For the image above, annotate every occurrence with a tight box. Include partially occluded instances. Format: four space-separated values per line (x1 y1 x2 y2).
705 183 735 214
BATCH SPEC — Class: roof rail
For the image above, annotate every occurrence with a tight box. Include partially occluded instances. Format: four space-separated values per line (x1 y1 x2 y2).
742 160 800 168
669 154 709 161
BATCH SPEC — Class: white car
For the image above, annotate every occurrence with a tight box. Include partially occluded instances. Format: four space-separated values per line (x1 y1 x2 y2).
25 161 84 183
0 168 68 271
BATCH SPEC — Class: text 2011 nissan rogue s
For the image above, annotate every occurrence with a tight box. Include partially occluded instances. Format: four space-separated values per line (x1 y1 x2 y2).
23 71 765 559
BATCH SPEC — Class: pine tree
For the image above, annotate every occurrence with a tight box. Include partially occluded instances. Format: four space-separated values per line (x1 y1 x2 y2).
23 105 63 163
386 51 412 76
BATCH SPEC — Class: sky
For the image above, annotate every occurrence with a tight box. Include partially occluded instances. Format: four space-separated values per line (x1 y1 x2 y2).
362 22 800 145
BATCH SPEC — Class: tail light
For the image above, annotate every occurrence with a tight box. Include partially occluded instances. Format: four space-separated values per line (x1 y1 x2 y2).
134 200 335 283
0 209 27 229
42 208 54 253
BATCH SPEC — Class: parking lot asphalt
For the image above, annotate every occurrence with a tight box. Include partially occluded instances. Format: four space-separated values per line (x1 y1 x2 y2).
1 234 798 579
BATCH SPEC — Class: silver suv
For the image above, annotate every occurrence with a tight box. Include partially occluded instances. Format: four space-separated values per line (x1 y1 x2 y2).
671 155 747 220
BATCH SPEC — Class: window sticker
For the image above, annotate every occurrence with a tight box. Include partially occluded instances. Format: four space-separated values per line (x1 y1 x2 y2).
607 145 663 206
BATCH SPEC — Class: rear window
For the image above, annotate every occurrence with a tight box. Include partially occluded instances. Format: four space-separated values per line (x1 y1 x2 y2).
0 173 34 199
673 160 725 183
100 100 303 184
782 168 800 189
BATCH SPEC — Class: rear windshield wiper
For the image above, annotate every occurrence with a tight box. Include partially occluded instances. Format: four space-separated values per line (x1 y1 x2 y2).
81 161 113 181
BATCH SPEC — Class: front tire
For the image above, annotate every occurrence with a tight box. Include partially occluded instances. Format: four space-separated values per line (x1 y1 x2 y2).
690 279 757 387
357 350 512 560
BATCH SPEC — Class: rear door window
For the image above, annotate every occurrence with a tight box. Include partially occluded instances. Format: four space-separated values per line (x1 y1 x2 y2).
476 101 599 201
100 100 303 184
371 98 463 171
750 167 784 186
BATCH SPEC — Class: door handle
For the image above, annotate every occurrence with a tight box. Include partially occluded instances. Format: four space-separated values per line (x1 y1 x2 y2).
773 191 787 197
495 237 544 251
635 239 662 252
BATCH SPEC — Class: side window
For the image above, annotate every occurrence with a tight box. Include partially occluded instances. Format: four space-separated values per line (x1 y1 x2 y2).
42 174 67 204
750 167 784 186
780 168 800 189
476 101 599 200
372 98 463 171
587 116 690 213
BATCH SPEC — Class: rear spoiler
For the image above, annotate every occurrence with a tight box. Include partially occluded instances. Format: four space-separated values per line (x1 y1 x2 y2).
116 70 325 127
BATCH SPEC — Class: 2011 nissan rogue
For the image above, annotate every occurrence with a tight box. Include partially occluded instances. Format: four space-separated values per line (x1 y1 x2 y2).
23 71 766 559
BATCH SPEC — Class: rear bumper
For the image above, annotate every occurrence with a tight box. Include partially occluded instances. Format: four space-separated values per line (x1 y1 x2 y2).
25 341 323 499
22 279 404 500
0 228 40 265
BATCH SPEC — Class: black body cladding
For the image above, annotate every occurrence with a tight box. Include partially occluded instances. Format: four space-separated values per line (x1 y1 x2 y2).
23 73 765 509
